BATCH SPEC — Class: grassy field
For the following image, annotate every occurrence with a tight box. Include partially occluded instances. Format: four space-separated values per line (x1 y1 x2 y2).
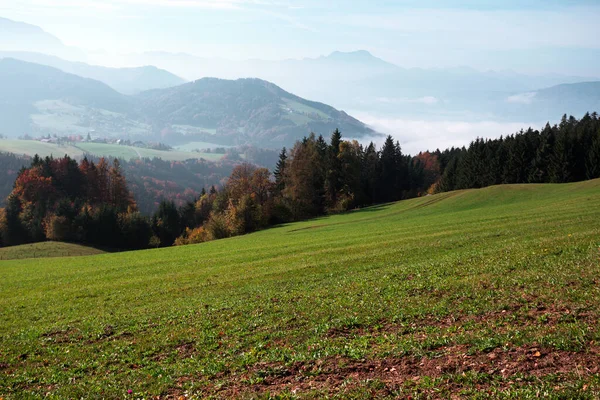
0 140 84 159
174 142 232 152
1 180 600 398
0 242 105 261
0 140 224 162
74 142 224 162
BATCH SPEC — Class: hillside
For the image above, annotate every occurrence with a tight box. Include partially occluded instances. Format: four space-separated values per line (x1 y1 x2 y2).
0 51 186 94
0 58 132 135
0 58 376 147
134 77 377 146
0 242 104 260
1 180 599 397
126 50 598 121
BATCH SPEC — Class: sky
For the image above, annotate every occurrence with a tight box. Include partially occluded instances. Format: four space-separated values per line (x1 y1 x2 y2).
1 0 600 76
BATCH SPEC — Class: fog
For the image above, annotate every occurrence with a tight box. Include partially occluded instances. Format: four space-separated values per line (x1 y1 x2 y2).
352 113 547 155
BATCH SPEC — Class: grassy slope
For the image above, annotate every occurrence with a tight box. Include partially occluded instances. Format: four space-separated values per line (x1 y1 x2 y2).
0 241 104 261
0 140 223 162
0 140 83 159
1 180 600 398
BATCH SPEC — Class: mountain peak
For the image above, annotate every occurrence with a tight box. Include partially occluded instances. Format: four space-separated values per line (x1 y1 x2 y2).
319 50 397 69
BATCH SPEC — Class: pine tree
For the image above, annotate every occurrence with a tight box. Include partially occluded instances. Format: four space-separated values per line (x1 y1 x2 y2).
586 131 600 179
152 200 181 247
273 147 287 193
361 142 379 204
325 129 343 209
378 135 398 202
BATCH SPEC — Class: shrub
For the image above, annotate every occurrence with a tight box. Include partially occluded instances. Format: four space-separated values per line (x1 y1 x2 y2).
174 226 207 246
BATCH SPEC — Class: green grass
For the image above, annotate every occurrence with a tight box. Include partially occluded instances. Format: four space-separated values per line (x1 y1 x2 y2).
0 139 84 159
0 242 105 261
0 140 224 162
1 180 600 398
282 99 329 119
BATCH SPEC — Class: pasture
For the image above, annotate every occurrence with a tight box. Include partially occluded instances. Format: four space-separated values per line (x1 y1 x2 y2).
1 180 599 398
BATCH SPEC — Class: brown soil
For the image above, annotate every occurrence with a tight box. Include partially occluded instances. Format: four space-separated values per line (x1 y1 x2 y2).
209 344 600 398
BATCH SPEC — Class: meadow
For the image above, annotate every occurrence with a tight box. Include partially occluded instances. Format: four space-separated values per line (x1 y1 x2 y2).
0 140 224 162
0 242 105 261
1 180 599 398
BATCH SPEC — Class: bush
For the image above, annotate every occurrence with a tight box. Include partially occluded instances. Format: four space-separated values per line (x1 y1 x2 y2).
174 226 207 246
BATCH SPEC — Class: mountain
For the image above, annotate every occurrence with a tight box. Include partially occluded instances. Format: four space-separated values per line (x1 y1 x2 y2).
0 17 83 60
0 58 132 136
0 58 376 146
0 51 186 94
134 77 376 145
501 81 600 120
121 50 598 122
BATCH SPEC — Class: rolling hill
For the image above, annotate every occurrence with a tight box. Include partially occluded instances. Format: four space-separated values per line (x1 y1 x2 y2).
134 77 377 145
1 179 599 397
0 242 105 260
0 58 377 147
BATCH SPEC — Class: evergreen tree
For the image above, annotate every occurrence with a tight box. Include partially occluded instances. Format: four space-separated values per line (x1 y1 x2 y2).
378 135 398 202
586 131 600 179
325 129 344 209
152 200 182 247
361 142 379 204
273 147 287 193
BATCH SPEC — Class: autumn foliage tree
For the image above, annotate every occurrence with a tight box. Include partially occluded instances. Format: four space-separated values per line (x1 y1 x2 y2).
0 155 148 249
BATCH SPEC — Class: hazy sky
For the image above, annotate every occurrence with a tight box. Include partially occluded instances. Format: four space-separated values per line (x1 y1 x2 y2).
1 0 600 75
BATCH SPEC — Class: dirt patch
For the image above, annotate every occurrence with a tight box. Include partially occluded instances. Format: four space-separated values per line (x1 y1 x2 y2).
40 327 81 344
326 303 598 339
211 344 600 398
176 342 196 358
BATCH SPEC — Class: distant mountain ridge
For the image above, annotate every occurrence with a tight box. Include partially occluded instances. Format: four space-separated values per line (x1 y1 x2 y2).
0 58 377 147
0 51 186 94
122 49 598 121
0 17 83 60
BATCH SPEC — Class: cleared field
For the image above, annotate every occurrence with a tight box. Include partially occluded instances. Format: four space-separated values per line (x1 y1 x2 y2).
174 142 232 151
0 139 83 158
0 242 105 261
0 140 224 161
1 180 600 398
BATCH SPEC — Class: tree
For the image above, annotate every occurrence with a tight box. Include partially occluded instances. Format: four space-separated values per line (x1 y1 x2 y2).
152 200 181 247
120 212 153 250
282 134 326 219
361 142 379 205
378 135 398 202
586 131 600 179
109 159 135 212
273 147 287 194
325 129 344 209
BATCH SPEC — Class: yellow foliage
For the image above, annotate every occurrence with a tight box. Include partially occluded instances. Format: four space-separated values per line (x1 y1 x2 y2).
174 226 208 246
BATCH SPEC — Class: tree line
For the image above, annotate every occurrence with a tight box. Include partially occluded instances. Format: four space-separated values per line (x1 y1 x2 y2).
0 156 153 249
1 112 598 249
436 113 600 191
172 129 442 246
